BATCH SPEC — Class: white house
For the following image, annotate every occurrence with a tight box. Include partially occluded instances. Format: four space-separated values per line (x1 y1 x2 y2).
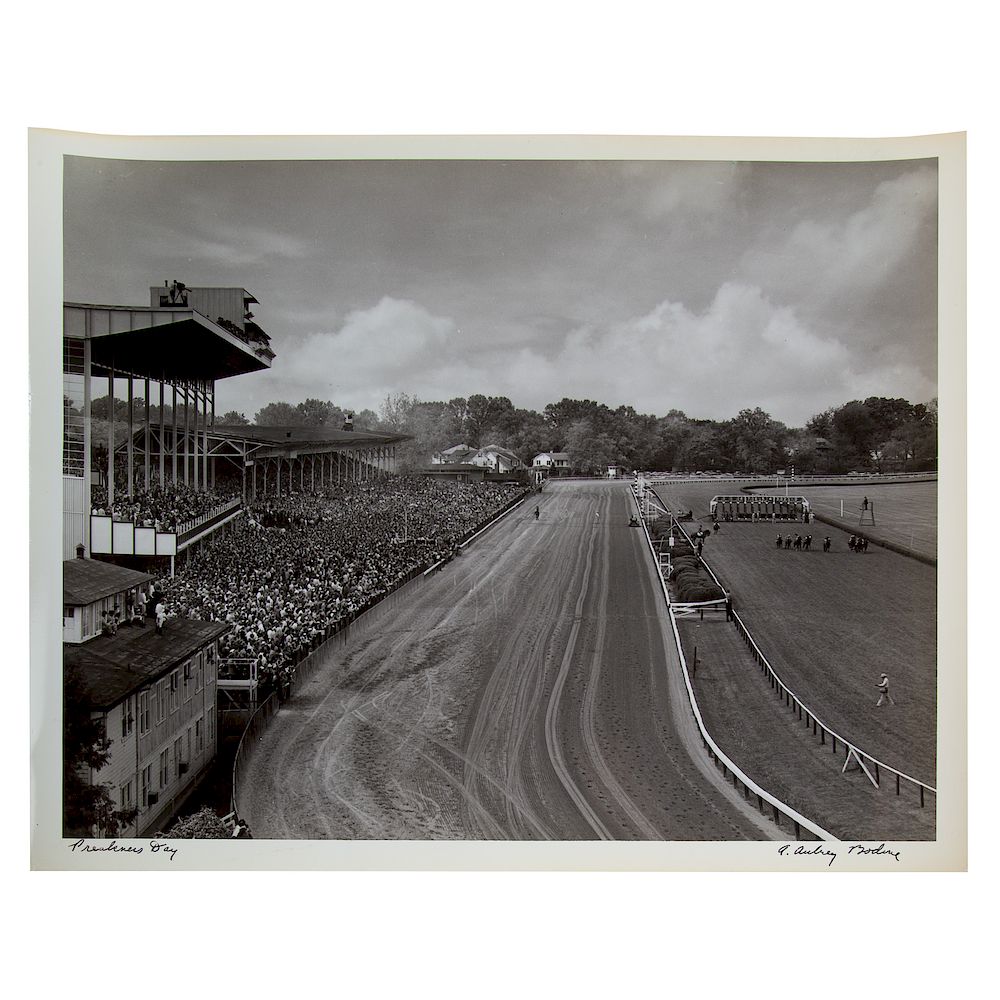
430 443 478 465
470 444 524 474
531 452 571 477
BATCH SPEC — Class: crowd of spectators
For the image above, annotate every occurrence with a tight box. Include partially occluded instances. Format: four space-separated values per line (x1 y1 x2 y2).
91 481 238 532
161 477 527 692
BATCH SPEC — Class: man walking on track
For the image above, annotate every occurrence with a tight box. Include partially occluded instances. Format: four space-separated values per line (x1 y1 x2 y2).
534 505 539 520
876 673 894 707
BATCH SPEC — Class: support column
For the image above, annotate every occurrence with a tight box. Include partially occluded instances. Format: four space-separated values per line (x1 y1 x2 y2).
171 384 178 484
202 381 209 490
108 368 115 511
311 455 315 491
183 384 190 486
83 340 92 556
159 378 166 486
252 457 257 500
276 457 281 495
127 377 134 498
143 377 150 490
192 383 200 491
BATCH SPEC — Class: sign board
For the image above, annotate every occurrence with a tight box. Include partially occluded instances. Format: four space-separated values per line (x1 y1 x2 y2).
668 536 675 547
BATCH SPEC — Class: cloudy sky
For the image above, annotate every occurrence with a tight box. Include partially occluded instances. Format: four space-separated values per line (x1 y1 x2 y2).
63 155 937 427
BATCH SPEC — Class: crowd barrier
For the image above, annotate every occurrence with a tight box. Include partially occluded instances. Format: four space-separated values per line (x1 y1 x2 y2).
659 491 936 810
230 692 279 816
631 487 832 841
229 486 531 822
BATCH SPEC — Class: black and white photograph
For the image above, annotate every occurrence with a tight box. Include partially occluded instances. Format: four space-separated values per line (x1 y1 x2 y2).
29 132 966 870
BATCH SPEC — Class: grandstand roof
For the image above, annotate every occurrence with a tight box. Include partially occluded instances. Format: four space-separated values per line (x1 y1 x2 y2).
64 302 272 381
213 424 411 447
63 558 154 607
65 619 230 710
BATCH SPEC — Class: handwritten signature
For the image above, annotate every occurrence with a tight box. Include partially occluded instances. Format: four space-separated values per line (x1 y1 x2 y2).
69 839 178 862
778 843 900 867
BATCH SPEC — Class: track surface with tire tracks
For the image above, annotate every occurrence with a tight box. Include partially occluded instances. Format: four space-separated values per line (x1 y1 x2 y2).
238 480 778 840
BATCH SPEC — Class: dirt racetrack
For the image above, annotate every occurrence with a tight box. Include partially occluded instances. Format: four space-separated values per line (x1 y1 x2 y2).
238 481 779 840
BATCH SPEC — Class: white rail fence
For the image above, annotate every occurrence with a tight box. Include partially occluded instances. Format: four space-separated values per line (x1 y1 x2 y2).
630 486 833 841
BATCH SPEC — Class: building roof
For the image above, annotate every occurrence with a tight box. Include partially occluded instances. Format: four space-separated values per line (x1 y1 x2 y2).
213 424 410 447
534 452 570 462
478 444 520 461
64 303 272 381
64 618 230 710
63 559 155 607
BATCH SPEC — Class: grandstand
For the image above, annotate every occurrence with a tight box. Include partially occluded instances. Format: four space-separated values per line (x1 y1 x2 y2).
62 278 527 839
64 281 408 569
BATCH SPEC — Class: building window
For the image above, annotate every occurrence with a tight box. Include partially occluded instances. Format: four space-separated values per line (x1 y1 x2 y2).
173 738 182 779
205 645 215 683
195 718 203 755
155 681 166 725
207 707 215 745
183 661 192 702
121 699 133 740
169 671 179 712
120 780 133 811
159 749 169 788
195 659 204 693
138 690 150 735
141 765 152 808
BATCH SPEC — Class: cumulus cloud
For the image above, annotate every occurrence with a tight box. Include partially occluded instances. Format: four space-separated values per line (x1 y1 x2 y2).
739 166 937 311
229 287 935 427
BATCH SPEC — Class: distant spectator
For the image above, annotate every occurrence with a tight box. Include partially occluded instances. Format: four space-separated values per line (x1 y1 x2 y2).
876 673 893 707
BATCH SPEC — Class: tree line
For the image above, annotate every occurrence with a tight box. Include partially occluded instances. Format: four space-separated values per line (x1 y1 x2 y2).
82 391 937 475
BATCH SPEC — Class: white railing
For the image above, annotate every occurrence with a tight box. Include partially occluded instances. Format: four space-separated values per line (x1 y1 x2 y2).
175 496 243 536
630 486 834 841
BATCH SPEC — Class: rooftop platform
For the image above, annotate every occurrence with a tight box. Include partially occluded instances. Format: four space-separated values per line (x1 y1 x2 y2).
64 302 273 381
65 618 230 710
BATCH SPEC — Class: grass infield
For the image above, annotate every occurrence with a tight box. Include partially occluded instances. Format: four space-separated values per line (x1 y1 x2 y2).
653 482 937 792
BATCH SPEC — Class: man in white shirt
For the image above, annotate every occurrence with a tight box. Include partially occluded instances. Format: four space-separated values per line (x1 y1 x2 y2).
876 673 893 707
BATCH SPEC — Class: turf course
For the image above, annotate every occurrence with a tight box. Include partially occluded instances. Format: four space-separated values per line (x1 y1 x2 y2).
653 481 937 787
747 480 937 562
